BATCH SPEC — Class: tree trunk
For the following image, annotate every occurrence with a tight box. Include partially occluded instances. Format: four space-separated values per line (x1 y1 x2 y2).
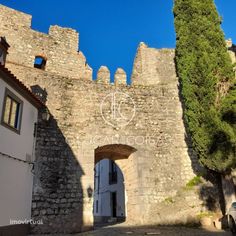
221 173 236 214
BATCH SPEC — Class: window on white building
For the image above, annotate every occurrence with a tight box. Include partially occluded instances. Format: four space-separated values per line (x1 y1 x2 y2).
1 88 23 133
96 200 99 213
109 160 118 185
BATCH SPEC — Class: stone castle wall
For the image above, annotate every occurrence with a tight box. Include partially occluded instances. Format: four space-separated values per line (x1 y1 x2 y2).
0 4 92 80
0 4 214 234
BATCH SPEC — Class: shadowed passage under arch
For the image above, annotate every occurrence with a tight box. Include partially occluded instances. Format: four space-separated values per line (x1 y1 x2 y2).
93 144 138 225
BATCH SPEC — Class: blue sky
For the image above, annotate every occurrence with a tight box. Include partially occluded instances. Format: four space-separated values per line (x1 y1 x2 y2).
1 0 236 80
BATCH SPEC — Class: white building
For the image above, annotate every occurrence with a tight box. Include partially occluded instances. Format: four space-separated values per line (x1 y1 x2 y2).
93 159 126 223
0 37 44 235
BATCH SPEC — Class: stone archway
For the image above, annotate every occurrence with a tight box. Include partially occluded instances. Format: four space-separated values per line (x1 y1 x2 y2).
94 144 139 224
95 144 137 164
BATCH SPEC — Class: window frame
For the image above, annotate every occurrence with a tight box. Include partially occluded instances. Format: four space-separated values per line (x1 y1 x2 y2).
1 88 23 134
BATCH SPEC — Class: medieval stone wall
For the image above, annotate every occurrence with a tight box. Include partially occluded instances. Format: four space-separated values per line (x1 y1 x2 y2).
0 4 92 80
0 4 217 234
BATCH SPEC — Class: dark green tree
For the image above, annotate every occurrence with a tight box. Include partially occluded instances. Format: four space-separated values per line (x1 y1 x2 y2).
174 0 235 172
173 0 236 210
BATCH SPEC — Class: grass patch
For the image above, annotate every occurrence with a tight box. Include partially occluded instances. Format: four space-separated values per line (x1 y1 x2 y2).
196 211 214 219
164 197 174 204
185 176 203 190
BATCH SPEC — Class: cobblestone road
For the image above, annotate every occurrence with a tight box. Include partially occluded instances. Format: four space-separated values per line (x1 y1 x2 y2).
32 224 232 236
76 225 231 236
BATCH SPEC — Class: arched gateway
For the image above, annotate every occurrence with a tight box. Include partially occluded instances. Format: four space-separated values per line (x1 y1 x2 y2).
94 144 138 224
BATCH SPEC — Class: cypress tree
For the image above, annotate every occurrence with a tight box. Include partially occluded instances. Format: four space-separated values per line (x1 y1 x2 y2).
173 0 236 173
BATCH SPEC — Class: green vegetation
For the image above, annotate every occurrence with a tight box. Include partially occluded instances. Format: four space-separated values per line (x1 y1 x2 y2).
196 211 214 219
186 176 203 189
173 0 236 173
164 196 174 204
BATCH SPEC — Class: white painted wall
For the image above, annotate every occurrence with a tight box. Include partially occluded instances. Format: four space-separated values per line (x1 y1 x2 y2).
94 159 126 218
0 78 38 226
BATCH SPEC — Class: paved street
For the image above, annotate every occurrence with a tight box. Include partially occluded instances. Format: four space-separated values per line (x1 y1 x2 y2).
76 225 231 236
31 224 232 236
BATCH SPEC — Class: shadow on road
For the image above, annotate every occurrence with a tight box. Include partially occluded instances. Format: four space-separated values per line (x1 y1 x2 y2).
75 225 232 236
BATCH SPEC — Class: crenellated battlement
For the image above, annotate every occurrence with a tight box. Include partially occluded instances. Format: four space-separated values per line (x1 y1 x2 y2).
0 4 32 28
96 66 128 85
0 4 79 51
0 5 178 87
96 66 111 84
114 68 127 85
49 25 79 52
0 4 92 80
131 42 176 86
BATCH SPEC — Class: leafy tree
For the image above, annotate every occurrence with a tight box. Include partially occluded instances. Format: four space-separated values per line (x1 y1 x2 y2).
173 0 236 174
